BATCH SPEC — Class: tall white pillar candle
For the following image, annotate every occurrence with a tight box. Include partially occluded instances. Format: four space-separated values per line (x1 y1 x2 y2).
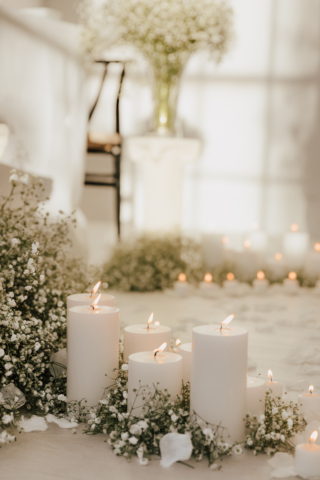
265 370 283 397
295 432 320 479
67 293 114 309
127 350 182 417
67 305 120 406
179 343 192 384
190 321 248 443
247 377 265 415
298 386 320 416
123 324 171 362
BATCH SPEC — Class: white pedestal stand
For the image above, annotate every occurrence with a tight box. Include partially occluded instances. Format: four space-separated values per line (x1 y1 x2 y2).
126 136 201 233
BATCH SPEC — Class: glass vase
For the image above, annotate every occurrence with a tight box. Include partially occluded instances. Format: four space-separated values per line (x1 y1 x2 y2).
153 73 181 135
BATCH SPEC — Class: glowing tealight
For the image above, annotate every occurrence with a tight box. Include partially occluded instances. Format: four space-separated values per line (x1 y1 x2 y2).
154 342 167 357
274 252 283 261
268 369 273 381
257 270 265 280
154 321 160 326
314 243 320 252
227 272 235 281
291 223 299 232
288 271 297 280
91 281 101 296
160 116 167 124
244 239 251 249
309 385 314 394
178 273 187 282
204 273 212 283
222 236 229 245
175 339 181 346
310 431 318 443
90 293 101 310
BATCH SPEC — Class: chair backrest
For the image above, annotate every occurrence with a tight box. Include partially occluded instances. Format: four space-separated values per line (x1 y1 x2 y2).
88 61 126 135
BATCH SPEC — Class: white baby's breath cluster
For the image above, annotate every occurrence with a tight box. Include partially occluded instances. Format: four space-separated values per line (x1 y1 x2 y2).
245 391 307 456
0 171 87 444
80 0 234 81
83 364 239 467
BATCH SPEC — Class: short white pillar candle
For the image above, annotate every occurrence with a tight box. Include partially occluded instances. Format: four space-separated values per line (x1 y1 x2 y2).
123 315 171 362
247 377 265 415
127 347 182 417
295 431 320 479
67 281 114 309
179 342 192 384
252 271 269 292
298 385 320 416
199 273 220 297
67 302 120 407
283 271 300 293
265 370 283 397
223 272 239 293
173 273 191 296
283 224 309 268
190 315 248 443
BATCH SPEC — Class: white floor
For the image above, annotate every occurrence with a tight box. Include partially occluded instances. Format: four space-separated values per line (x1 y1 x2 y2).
1 286 320 479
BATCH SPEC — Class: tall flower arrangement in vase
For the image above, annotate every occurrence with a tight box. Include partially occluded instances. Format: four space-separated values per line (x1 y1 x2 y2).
80 0 234 133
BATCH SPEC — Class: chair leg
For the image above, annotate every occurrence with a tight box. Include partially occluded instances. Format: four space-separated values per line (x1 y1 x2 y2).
115 154 121 239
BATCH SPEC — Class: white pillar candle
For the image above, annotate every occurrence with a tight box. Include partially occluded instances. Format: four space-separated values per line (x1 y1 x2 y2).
298 385 320 416
268 253 286 279
283 271 300 294
295 431 320 479
123 321 171 363
247 377 265 415
179 343 192 384
283 224 309 268
67 303 120 406
223 272 239 293
252 271 269 292
127 348 182 417
190 316 248 443
265 370 283 397
173 273 191 296
199 273 220 297
202 233 224 267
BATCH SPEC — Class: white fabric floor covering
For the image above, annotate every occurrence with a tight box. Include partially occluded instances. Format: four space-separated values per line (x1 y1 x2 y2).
1 287 320 479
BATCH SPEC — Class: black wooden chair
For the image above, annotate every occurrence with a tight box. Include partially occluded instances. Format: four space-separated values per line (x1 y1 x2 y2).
85 60 126 239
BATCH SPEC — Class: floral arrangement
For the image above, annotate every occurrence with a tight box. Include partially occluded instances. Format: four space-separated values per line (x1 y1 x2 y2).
79 0 234 130
102 236 205 291
83 365 241 468
245 391 307 456
80 0 234 73
0 171 87 443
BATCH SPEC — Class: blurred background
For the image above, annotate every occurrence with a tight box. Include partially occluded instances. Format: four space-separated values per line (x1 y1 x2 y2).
1 0 320 269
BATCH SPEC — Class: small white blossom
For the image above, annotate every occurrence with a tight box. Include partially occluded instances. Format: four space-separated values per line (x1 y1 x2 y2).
121 364 128 371
129 436 138 445
0 349 4 357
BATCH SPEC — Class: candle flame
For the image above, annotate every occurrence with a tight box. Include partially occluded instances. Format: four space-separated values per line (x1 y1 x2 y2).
204 273 212 283
91 281 101 296
175 339 181 346
90 293 101 310
244 239 251 249
227 272 235 281
178 273 187 282
309 385 314 394
288 271 297 280
147 313 153 327
257 270 265 280
274 252 283 261
154 321 160 326
314 243 320 252
221 314 234 327
154 342 167 357
290 223 299 232
222 236 229 244
310 431 318 443
268 369 273 381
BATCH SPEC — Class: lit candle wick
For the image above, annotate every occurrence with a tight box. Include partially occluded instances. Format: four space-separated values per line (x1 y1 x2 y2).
90 280 101 298
90 293 101 310
147 312 153 331
154 342 167 358
220 313 234 332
